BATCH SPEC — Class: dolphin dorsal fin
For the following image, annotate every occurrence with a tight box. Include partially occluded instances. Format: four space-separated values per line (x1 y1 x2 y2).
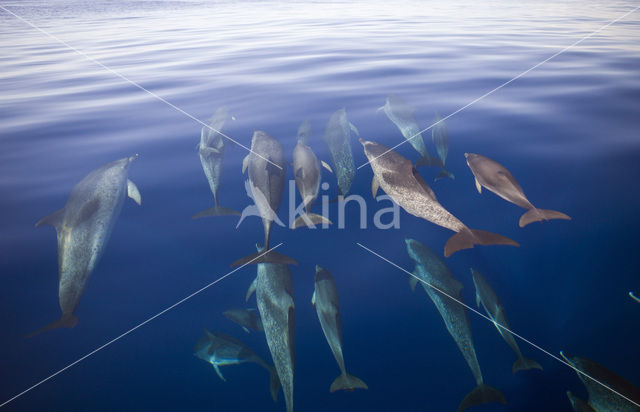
321 160 333 173
242 155 250 174
311 290 316 306
474 178 482 194
371 176 380 199
245 277 257 302
127 179 142 205
35 208 65 230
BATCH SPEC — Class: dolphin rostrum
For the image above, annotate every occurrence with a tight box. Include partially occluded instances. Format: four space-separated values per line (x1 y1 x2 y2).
31 155 141 336
312 265 368 392
361 138 518 257
405 238 506 412
561 351 640 412
296 119 312 144
193 107 240 218
464 153 571 227
377 95 442 167
292 140 333 228
246 246 296 412
432 113 455 181
194 329 280 402
231 131 297 266
223 308 264 333
470 268 542 373
567 391 597 412
322 108 358 197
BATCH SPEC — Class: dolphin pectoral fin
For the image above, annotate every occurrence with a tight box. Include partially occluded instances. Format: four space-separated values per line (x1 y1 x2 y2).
193 206 241 219
349 122 360 137
519 208 571 228
408 276 418 292
513 356 543 374
321 160 333 173
27 314 78 338
246 277 257 302
371 176 379 199
242 326 250 334
212 364 226 381
330 373 368 393
474 178 482 194
458 383 506 412
311 290 316 306
376 106 385 114
242 155 250 174
127 179 142 205
35 208 65 229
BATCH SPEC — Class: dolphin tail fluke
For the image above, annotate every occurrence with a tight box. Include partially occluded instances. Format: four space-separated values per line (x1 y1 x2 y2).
329 372 368 393
444 229 519 257
268 366 281 402
415 154 443 168
230 250 298 267
457 383 506 412
434 168 455 181
292 213 332 229
519 208 571 227
513 356 543 373
192 206 241 219
27 314 78 338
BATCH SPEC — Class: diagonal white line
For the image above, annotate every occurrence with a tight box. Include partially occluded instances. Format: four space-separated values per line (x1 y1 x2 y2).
0 4 282 170
358 5 640 170
0 243 283 409
356 242 640 408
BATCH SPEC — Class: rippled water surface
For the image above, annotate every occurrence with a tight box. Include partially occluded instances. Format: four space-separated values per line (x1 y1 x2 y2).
1 1 639 411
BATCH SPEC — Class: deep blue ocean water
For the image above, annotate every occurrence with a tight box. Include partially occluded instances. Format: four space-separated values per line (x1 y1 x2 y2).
1 1 639 411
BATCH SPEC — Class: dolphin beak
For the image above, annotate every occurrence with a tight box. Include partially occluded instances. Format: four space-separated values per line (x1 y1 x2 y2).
464 153 469 158
358 138 366 145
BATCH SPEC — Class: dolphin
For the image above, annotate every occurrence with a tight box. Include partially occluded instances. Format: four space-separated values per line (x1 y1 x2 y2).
291 140 333 228
193 107 241 218
567 391 597 412
231 131 297 266
464 153 571 227
223 308 264 333
361 138 518 257
322 108 358 197
246 246 296 412
405 238 506 412
194 329 280 402
312 265 368 393
561 351 640 412
470 268 542 373
296 119 312 144
377 95 442 167
30 155 141 336
630 291 640 303
432 113 455 181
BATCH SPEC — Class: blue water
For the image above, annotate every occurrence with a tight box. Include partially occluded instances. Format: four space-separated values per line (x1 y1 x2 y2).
1 0 639 410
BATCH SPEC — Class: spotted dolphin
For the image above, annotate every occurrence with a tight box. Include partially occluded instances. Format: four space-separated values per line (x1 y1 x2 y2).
194 329 280 402
292 140 333 228
432 113 455 181
30 155 141 336
322 108 358 197
312 265 367 392
561 351 640 412
193 107 240 218
361 138 518 257
377 95 441 167
470 268 542 373
246 246 296 412
223 308 264 333
231 131 297 266
405 238 506 412
465 153 571 227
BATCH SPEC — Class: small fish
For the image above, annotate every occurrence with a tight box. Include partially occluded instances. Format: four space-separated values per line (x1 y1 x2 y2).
432 113 455 181
223 308 264 333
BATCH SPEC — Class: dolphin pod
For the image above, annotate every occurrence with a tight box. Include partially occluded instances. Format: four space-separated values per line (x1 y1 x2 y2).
360 138 519 257
405 238 506 411
470 268 542 374
561 351 640 412
30 155 141 336
312 265 368 392
193 107 241 218
246 246 296 412
465 152 571 227
194 329 280 402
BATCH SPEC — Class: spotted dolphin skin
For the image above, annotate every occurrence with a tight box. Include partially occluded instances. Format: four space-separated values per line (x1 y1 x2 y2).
405 238 506 412
194 329 280 402
361 138 518 257
377 95 441 167
246 247 296 412
470 268 542 373
30 155 141 336
231 131 297 266
464 152 571 227
292 140 332 229
312 265 367 393
432 113 455 181
193 107 240 218
223 308 264 333
322 108 358 197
